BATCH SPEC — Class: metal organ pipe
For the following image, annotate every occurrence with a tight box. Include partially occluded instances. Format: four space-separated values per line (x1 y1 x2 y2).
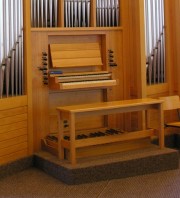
0 0 24 98
144 0 165 85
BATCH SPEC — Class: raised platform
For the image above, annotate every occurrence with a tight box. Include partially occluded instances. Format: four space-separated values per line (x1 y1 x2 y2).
34 145 179 185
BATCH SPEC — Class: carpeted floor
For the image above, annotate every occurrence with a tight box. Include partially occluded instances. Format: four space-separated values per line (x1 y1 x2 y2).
0 160 180 198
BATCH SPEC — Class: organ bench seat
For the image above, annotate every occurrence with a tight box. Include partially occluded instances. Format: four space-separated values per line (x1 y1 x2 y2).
56 98 164 166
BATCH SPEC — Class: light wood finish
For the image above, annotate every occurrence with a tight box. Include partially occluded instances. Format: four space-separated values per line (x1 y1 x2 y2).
0 106 27 119
59 79 117 90
160 95 180 111
29 0 180 156
0 96 27 111
50 43 103 68
0 96 28 165
31 32 50 151
0 150 28 165
147 83 169 97
0 136 27 150
0 128 27 142
0 114 27 126
57 98 164 114
0 121 27 134
31 29 122 151
76 138 152 159
23 0 34 155
57 98 164 165
164 0 180 95
42 138 152 159
159 95 180 128
1 0 179 165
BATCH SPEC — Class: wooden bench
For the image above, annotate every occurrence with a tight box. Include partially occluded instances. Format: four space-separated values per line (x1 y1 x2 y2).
56 98 164 165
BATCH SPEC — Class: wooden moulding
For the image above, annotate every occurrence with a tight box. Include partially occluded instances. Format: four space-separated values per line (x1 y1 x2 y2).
48 74 117 91
41 138 153 159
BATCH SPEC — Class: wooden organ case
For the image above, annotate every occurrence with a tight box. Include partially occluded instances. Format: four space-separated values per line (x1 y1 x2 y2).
32 30 124 153
31 0 151 160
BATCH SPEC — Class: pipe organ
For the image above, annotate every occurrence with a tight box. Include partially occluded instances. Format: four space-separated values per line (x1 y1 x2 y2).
31 0 124 153
1 0 177 166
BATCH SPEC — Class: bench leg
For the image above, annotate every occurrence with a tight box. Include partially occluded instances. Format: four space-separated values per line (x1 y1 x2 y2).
69 113 76 165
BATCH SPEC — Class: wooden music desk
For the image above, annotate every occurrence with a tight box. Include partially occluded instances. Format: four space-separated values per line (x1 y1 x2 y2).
56 98 164 165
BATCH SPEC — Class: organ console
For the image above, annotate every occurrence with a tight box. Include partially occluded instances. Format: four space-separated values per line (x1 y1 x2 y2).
48 42 117 90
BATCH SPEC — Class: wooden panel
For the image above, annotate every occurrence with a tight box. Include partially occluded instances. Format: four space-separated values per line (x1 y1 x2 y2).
0 150 28 165
0 142 28 157
42 138 152 159
0 114 27 126
0 96 27 111
59 79 117 90
76 138 152 158
0 106 27 119
0 128 27 142
105 30 124 129
52 50 101 59
0 135 27 149
50 42 103 68
31 31 50 151
50 43 101 51
147 83 169 96
53 58 102 68
0 121 27 134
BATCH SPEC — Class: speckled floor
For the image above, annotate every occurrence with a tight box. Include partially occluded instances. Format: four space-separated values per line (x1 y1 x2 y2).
34 145 179 184
0 163 180 198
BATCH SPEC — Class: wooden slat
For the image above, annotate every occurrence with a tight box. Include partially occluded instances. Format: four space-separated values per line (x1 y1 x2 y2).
57 98 163 113
0 142 28 157
50 43 101 51
0 106 27 119
0 128 27 142
0 135 28 149
52 50 101 59
0 121 27 134
0 114 27 126
0 149 28 165
59 80 117 90
53 58 103 68
76 138 152 159
50 42 103 68
0 96 27 111
166 122 180 127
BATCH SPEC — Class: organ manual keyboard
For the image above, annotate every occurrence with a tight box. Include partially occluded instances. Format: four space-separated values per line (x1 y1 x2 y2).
49 71 116 90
